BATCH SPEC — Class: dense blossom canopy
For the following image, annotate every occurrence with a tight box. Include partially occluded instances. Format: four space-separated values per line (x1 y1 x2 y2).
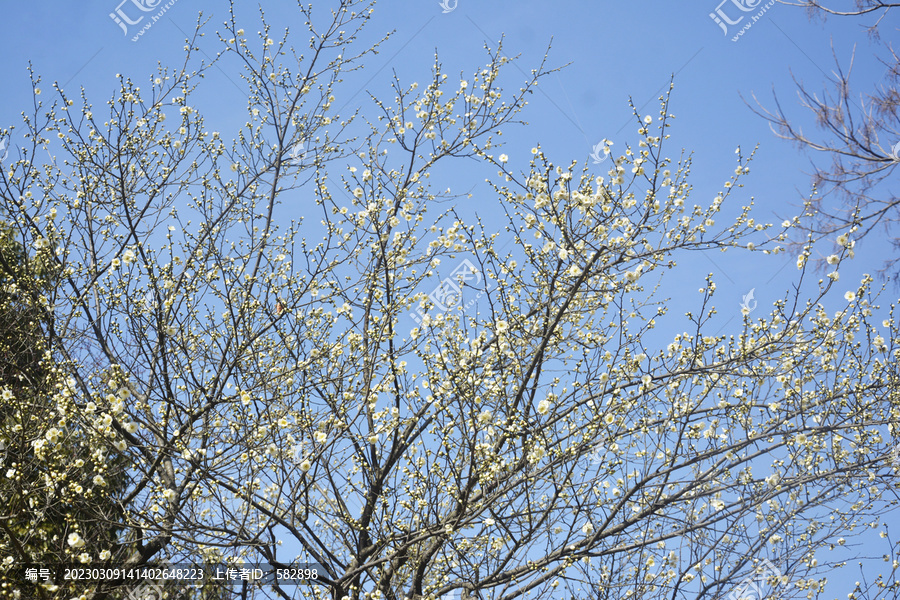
0 2 898 600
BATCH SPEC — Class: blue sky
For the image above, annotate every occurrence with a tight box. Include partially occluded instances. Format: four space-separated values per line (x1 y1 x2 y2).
1 0 898 597
2 0 894 306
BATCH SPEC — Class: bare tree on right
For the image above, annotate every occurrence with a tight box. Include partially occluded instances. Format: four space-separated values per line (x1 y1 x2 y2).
756 2 900 281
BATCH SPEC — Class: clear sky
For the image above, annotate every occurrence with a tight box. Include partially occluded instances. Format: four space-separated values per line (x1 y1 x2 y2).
1 1 897 598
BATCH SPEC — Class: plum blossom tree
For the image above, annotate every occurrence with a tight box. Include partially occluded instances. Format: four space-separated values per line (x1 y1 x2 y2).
1 2 899 600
